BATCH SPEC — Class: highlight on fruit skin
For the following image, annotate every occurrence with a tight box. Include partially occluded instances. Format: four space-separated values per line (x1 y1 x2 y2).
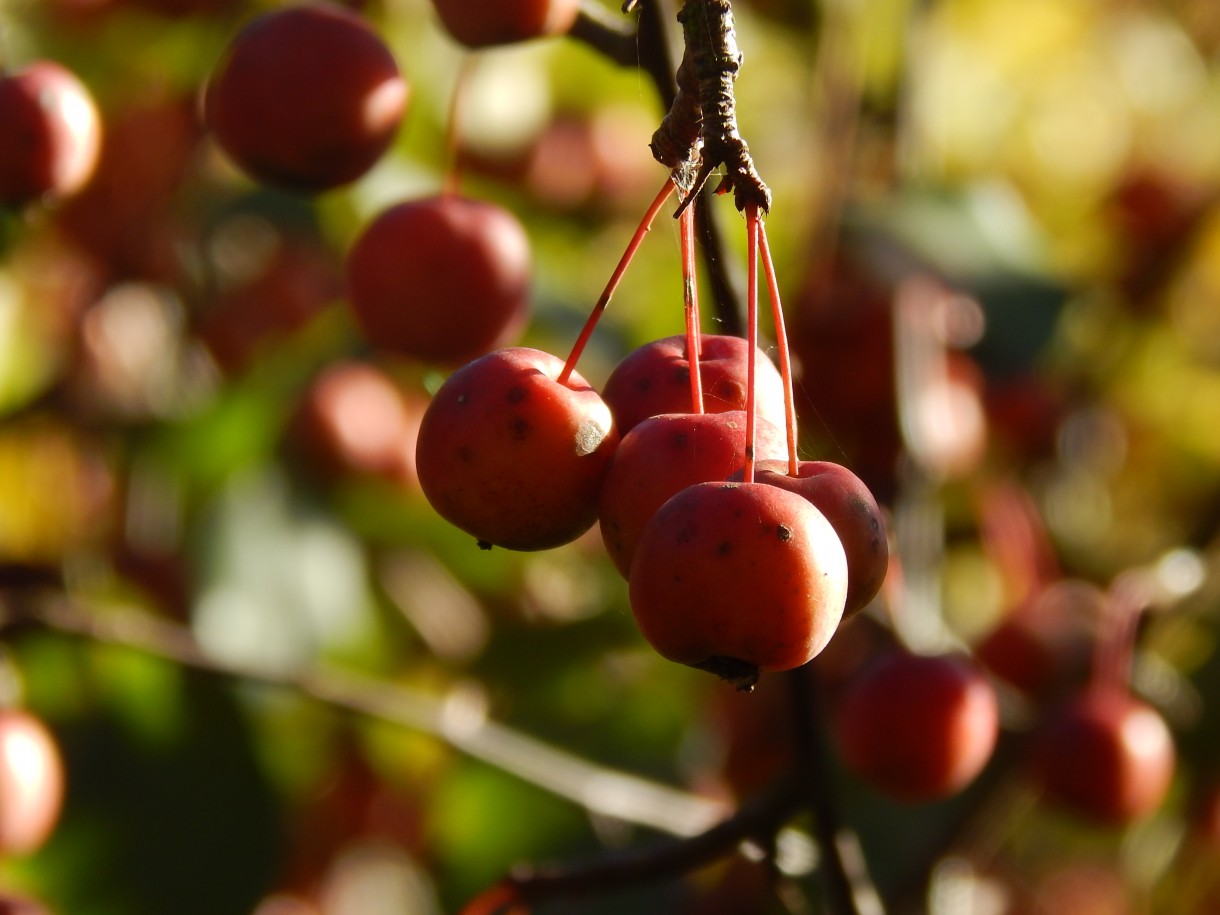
415 346 619 551
0 708 65 856
627 480 849 691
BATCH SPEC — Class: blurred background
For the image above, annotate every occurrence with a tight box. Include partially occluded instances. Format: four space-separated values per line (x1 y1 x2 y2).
2 0 1220 912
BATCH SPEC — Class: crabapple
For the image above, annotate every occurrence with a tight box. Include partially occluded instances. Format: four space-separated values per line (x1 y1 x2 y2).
204 2 407 192
748 460 888 618
346 194 531 365
0 709 65 855
628 481 848 690
598 410 786 577
602 334 788 436
429 0 580 48
1032 686 1175 825
832 651 999 802
415 347 618 551
0 61 101 207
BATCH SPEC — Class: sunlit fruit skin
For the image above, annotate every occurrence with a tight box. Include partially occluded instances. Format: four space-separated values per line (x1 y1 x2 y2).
749 460 888 618
628 481 848 688
832 651 999 803
204 2 407 192
429 0 580 48
602 334 788 436
0 710 65 855
0 61 101 207
415 347 618 551
1033 687 1175 825
598 411 787 578
347 195 531 365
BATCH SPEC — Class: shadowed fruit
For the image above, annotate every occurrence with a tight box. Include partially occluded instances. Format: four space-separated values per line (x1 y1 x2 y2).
429 0 580 48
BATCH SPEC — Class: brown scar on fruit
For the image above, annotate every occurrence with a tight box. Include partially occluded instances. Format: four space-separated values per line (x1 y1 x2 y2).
695 655 759 691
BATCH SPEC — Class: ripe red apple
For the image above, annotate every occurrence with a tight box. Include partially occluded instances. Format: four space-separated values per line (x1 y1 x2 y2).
1032 686 1175 825
602 334 789 436
598 410 787 577
428 0 580 48
832 651 999 802
0 709 65 855
415 347 618 551
628 481 848 690
346 194 531 366
204 2 407 192
0 60 101 207
748 459 889 618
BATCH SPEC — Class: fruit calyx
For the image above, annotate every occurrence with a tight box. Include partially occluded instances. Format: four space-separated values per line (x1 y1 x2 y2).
694 655 761 692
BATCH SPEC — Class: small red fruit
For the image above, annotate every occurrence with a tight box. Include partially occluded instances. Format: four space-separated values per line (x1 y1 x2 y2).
204 2 407 192
1032 686 1175 825
628 481 848 690
415 347 618 551
602 334 788 436
429 0 580 48
832 651 999 802
0 709 65 855
346 194 531 365
0 61 101 207
598 411 787 577
749 460 888 618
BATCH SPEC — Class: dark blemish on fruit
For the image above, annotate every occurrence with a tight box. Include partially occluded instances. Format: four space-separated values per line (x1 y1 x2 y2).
457 393 469 405
510 418 530 440
676 526 695 544
673 433 688 448
507 386 527 404
574 419 607 457
673 366 691 384
694 656 759 692
477 540 493 550
634 377 652 392
777 524 793 542
717 541 733 556
745 445 755 459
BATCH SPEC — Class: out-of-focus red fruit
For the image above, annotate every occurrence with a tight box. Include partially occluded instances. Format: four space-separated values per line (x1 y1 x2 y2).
286 360 425 489
346 194 531 366
749 460 888 618
1032 686 1175 826
415 347 618 551
428 0 580 48
204 2 407 192
0 61 101 207
602 333 788 436
0 710 65 856
598 410 787 578
0 892 54 915
629 481 848 690
832 651 999 802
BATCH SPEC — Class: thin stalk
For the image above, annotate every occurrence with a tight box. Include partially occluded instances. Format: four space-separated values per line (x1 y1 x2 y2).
757 219 799 475
744 205 761 483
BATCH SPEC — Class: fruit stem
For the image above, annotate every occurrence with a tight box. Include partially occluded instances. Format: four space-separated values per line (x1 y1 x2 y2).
680 191 706 414
459 881 526 915
558 176 676 385
757 218 799 476
1092 569 1154 694
744 204 761 483
441 56 478 198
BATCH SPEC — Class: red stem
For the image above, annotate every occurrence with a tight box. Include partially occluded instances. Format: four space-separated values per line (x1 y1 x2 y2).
459 881 527 915
441 56 479 198
743 206 761 483
757 220 799 476
559 177 677 385
680 192 705 414
1092 570 1151 693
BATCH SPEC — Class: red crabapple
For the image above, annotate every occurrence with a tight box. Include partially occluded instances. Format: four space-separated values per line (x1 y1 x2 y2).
415 347 618 551
204 2 407 192
628 481 848 690
831 651 999 803
602 334 788 436
429 0 580 48
0 61 101 207
1032 686 1175 825
598 410 787 578
748 460 888 618
0 709 65 855
346 194 531 366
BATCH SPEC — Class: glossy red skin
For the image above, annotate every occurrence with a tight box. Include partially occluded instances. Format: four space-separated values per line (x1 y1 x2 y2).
749 460 888 618
832 651 999 803
430 0 579 47
0 61 101 206
602 334 789 437
415 347 618 551
598 411 787 578
347 195 531 365
1033 687 1175 825
628 481 847 683
0 710 65 855
204 2 407 191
